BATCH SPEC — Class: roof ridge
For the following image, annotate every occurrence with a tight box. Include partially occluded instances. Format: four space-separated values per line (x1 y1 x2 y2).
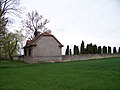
24 32 63 48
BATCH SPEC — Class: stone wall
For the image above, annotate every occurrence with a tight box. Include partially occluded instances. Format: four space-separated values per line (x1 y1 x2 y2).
62 54 120 62
17 54 120 63
24 56 62 63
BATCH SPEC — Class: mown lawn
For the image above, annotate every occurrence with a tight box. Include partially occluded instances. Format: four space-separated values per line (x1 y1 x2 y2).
0 57 120 90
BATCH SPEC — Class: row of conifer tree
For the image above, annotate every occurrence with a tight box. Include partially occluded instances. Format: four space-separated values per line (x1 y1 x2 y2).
65 41 120 55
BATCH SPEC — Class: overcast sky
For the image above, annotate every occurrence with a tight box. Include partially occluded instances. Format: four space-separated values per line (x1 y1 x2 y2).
20 0 120 54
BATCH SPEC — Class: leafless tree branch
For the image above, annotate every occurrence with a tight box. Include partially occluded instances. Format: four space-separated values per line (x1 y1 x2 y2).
22 11 50 39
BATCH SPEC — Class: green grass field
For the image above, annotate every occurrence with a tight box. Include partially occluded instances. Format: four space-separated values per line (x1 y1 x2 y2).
0 57 120 90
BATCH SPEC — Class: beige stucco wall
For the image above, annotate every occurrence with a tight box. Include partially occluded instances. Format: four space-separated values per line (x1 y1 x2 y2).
32 36 62 57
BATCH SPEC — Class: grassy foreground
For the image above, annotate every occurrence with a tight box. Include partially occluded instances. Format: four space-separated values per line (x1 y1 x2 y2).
0 57 120 90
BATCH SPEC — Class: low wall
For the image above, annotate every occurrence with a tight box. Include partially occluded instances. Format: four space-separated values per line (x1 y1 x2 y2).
16 54 120 63
62 54 120 61
24 56 62 63
13 55 24 61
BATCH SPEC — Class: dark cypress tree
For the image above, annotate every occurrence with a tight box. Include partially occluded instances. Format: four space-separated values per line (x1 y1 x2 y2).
86 44 89 54
76 46 79 54
80 41 85 54
74 45 76 55
105 46 107 54
74 45 79 55
89 43 93 54
65 49 68 55
70 49 72 55
113 47 117 54
98 46 101 54
103 46 107 54
84 48 88 54
105 47 108 54
118 47 120 54
103 46 105 54
67 45 69 51
108 46 111 54
65 45 69 55
93 44 97 54
86 43 93 54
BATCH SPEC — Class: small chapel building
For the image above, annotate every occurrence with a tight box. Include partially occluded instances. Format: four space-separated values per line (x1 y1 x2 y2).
23 31 63 63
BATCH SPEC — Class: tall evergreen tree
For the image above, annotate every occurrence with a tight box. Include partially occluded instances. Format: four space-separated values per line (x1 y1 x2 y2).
113 47 117 54
65 45 69 55
65 46 67 55
118 47 120 54
105 46 107 54
98 46 101 54
74 45 79 55
76 46 79 55
70 49 72 55
103 46 107 54
86 44 90 54
86 43 93 54
83 48 88 54
108 46 111 54
74 45 76 55
93 44 97 54
80 40 84 54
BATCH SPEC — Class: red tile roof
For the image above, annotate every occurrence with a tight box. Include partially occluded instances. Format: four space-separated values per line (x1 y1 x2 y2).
23 32 63 48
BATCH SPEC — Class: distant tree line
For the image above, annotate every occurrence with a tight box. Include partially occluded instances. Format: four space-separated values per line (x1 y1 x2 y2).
65 40 120 55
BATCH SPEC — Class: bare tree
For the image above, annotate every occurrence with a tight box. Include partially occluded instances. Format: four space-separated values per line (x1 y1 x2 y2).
0 0 22 36
22 10 49 39
0 0 21 18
